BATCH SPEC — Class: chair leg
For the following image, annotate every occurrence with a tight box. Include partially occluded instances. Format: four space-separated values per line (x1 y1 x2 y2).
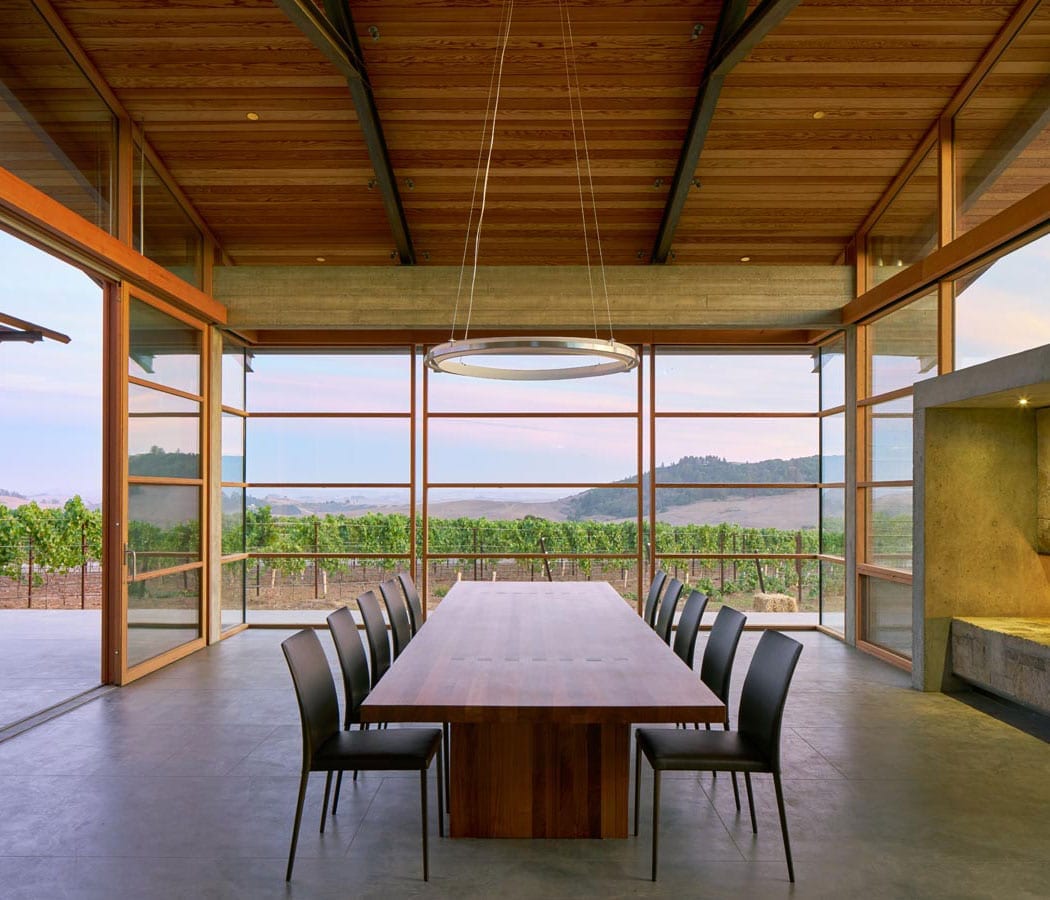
420 770 430 882
651 769 661 882
443 721 451 807
731 772 741 810
633 735 641 837
773 773 795 883
332 770 343 815
355 722 369 781
744 772 757 833
286 771 309 882
436 744 445 838
320 771 333 833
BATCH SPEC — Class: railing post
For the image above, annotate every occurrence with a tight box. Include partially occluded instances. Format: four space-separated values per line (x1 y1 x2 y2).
27 536 33 608
313 520 320 599
795 531 803 606
81 522 87 609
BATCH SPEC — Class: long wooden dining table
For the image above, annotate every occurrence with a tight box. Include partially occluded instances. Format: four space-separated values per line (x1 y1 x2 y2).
360 581 725 838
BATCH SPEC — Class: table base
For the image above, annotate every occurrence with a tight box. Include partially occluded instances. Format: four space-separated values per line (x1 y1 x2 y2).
449 721 629 838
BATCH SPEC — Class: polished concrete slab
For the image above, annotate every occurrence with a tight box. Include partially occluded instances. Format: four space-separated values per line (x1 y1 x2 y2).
0 610 100 730
0 628 1047 898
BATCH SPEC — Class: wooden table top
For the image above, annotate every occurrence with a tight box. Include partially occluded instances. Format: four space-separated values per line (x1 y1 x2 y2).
361 581 724 724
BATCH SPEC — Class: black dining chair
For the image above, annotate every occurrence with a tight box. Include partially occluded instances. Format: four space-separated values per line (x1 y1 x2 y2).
280 629 443 882
695 605 748 805
642 570 668 628
326 605 373 801
379 578 413 659
672 589 708 669
653 576 684 643
357 589 391 688
634 629 803 883
397 572 425 636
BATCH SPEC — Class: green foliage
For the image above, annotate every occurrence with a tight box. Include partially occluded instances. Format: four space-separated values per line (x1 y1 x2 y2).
0 497 104 579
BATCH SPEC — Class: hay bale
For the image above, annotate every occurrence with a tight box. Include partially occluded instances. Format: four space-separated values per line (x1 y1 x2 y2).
753 592 798 613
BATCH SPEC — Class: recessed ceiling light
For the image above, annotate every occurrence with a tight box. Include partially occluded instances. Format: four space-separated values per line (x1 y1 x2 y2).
246 112 260 121
315 256 326 262
740 256 751 262
812 111 826 119
1019 397 1030 407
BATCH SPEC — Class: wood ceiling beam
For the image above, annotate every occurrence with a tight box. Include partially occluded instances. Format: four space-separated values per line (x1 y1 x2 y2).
651 0 801 264
273 0 416 265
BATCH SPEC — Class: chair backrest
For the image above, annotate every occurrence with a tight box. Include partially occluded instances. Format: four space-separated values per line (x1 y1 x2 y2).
326 605 371 727
672 589 708 668
281 629 340 767
642 570 667 627
357 589 391 687
737 630 803 771
654 577 684 643
699 605 747 703
379 578 413 658
397 572 424 635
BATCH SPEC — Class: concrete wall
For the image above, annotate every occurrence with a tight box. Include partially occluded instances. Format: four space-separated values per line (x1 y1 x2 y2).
213 265 852 331
918 407 1050 689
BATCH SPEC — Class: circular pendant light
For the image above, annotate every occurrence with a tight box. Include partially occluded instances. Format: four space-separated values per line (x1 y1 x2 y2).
424 336 639 380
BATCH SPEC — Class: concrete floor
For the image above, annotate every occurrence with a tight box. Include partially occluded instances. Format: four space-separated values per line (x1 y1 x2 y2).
0 610 100 729
0 629 1047 899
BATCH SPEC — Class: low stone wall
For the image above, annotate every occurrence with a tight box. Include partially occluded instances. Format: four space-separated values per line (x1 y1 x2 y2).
951 617 1050 716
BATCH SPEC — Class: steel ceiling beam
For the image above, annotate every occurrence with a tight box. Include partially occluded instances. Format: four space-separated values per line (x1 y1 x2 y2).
651 0 801 264
274 0 416 264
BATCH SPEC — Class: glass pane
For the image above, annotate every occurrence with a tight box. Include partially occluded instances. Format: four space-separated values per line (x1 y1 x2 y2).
954 232 1050 370
248 351 410 413
652 557 818 618
0 4 115 231
820 560 846 635
222 341 246 410
128 485 200 574
861 575 912 659
245 488 411 553
428 355 637 413
655 485 818 533
131 150 202 287
954 4 1050 235
246 417 409 483
127 568 200 667
868 291 938 397
654 489 818 547
427 490 640 554
868 486 912 572
821 413 845 482
654 418 818 471
655 353 818 412
868 144 938 286
128 298 201 395
820 337 846 410
127 384 200 477
424 558 640 608
821 488 845 555
221 413 245 483
222 488 244 555
870 398 913 482
428 417 638 483
221 559 246 630
244 557 413 622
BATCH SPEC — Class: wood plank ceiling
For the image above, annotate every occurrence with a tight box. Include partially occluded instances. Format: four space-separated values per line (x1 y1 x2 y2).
45 0 1026 267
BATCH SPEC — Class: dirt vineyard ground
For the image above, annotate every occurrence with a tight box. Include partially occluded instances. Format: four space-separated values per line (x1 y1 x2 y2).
2 556 827 614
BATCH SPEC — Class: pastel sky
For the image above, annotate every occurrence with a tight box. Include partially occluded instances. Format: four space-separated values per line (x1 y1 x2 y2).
2 228 1047 503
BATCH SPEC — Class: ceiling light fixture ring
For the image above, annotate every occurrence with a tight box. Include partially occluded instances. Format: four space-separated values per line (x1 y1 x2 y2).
425 336 639 380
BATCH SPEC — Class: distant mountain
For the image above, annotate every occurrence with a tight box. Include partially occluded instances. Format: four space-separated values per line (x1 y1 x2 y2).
564 454 831 520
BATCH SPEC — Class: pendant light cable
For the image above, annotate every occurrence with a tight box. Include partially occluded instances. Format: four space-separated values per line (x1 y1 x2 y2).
452 0 513 342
